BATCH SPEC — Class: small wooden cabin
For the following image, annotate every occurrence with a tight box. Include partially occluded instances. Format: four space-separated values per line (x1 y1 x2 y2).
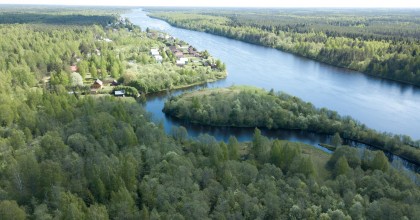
91 79 103 89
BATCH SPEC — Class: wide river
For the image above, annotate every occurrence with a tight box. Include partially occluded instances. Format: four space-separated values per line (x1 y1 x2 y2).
124 9 420 150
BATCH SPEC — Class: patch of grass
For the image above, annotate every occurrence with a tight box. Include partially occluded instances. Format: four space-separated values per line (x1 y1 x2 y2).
239 140 330 181
180 86 262 100
300 143 331 181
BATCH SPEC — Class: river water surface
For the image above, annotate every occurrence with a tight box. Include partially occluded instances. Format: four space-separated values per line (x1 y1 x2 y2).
123 9 420 172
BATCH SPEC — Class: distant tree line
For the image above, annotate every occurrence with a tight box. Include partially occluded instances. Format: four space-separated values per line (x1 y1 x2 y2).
149 9 420 86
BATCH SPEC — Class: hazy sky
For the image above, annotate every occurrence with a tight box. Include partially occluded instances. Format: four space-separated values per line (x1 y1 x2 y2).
1 0 419 8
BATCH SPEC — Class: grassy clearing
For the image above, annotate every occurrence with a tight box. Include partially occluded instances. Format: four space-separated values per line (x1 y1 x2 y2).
180 85 259 100
239 140 330 181
300 143 331 181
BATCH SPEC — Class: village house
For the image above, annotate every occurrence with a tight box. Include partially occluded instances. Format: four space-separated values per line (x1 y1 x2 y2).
114 90 125 97
169 46 177 53
91 79 103 89
176 60 185 66
188 46 201 57
179 57 189 64
176 57 189 66
150 48 160 56
174 51 184 58
110 80 119 86
147 32 158 38
150 48 163 62
154 55 163 62
70 65 78 72
158 33 173 40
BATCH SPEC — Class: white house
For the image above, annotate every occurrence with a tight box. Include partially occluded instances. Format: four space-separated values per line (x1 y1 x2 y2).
114 90 125 97
179 57 189 64
150 49 159 56
154 55 163 62
176 60 185 66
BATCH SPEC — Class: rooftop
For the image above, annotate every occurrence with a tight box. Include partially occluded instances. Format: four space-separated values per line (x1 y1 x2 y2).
94 79 103 86
114 90 125 96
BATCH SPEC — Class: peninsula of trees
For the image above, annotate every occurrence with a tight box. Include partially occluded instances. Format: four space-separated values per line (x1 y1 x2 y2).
163 86 420 165
148 8 420 86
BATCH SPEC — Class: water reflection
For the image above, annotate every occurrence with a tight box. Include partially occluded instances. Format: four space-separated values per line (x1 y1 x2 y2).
125 9 420 140
125 9 420 173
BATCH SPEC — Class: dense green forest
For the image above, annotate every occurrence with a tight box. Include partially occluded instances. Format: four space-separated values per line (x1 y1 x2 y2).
148 8 420 86
0 7 419 219
163 86 420 166
1 85 419 218
0 7 226 97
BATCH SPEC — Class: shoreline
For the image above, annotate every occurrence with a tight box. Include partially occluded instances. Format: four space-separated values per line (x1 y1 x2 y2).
144 71 227 96
164 112 420 168
149 15 419 89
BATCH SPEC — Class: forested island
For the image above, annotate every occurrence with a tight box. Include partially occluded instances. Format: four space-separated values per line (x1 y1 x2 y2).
0 6 419 219
148 8 420 86
163 86 420 166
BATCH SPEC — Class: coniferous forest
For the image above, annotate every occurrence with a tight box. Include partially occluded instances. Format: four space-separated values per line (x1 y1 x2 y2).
148 8 420 86
0 6 419 220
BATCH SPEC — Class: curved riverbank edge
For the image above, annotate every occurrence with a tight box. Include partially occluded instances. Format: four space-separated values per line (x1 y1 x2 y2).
165 114 420 169
163 86 420 168
141 73 226 97
148 15 419 88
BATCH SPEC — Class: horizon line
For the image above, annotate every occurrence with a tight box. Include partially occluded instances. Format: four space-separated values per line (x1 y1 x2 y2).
0 4 419 9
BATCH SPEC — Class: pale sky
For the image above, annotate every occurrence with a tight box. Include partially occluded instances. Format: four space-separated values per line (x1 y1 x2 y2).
1 0 419 8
